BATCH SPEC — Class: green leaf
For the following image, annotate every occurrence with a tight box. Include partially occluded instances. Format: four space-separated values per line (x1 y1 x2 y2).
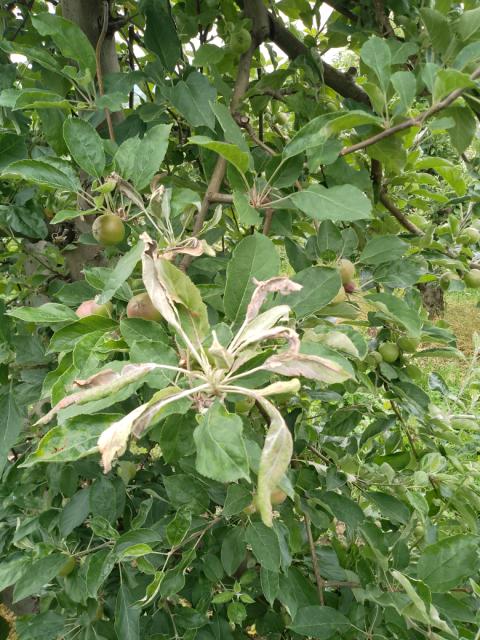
189 136 249 174
0 132 27 170
22 414 121 466
31 13 96 76
245 521 281 571
211 102 250 153
417 534 480 591
50 209 93 225
142 0 181 71
289 606 350 639
233 191 261 226
59 488 90 537
360 36 391 90
285 184 372 222
165 72 217 130
261 567 279 606
115 585 140 640
193 43 225 66
166 509 191 546
63 119 105 177
86 549 115 597
391 71 416 113
13 554 67 602
0 393 23 475
0 557 29 592
97 242 144 305
433 69 475 102
282 267 341 318
444 105 477 153
224 233 280 324
7 303 78 324
420 8 451 54
367 292 422 338
283 113 336 158
2 159 80 191
114 124 172 190
194 402 250 483
223 484 252 517
458 7 480 42
360 235 408 265
318 491 364 530
13 89 70 110
367 491 411 524
0 204 48 239
48 316 117 353
221 527 247 575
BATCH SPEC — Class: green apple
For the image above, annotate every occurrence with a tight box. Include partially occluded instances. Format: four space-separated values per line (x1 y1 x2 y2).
229 28 252 55
126 292 162 321
464 269 480 288
92 213 125 246
397 336 420 353
379 342 400 363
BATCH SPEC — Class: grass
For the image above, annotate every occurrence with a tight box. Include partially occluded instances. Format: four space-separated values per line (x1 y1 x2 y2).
418 289 480 390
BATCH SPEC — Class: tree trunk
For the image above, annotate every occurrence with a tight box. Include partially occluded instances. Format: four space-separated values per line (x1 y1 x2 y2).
419 283 445 319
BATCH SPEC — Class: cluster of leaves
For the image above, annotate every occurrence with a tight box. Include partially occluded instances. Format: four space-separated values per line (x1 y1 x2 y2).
2 1 480 639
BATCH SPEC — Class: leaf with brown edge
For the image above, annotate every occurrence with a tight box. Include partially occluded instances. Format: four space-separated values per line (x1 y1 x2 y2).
256 396 293 527
35 363 161 426
246 276 302 322
262 353 352 384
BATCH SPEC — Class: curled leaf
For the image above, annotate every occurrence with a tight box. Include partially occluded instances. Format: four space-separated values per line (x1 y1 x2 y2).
160 237 205 261
72 369 119 389
98 404 148 473
257 379 301 397
141 232 180 329
256 397 293 527
230 305 293 353
35 363 161 426
208 330 234 369
263 353 352 384
246 276 302 322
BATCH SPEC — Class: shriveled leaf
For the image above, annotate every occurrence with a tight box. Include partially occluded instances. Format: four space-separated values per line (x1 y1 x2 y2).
36 363 161 426
256 397 293 527
246 276 302 322
98 403 148 473
262 353 352 384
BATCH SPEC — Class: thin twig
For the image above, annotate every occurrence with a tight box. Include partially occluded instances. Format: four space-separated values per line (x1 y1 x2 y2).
340 64 480 157
379 191 423 236
96 1 115 142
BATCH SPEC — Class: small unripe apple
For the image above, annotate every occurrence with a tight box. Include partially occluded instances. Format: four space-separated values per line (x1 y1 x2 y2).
378 341 400 363
463 227 480 244
338 258 355 284
270 489 287 505
366 351 383 368
76 299 112 318
439 271 456 291
126 292 162 321
58 556 76 577
229 28 252 55
397 336 420 353
464 269 480 289
344 281 356 294
235 397 255 414
92 214 125 246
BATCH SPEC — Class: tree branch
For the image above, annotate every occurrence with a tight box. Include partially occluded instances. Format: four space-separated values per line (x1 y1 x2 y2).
379 191 423 236
96 0 115 142
340 64 480 157
267 12 371 106
181 0 267 271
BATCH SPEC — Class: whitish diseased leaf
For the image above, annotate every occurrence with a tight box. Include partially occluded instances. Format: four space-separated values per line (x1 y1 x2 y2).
36 363 161 426
98 403 148 473
230 305 291 354
256 379 301 398
246 277 302 322
256 397 293 527
141 233 180 329
193 402 250 483
262 353 352 384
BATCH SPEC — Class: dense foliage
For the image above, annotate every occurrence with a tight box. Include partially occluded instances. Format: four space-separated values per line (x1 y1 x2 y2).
2 1 480 638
